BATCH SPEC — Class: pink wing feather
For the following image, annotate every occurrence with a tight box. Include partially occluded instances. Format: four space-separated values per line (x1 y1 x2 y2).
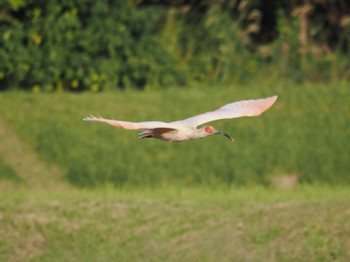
181 96 278 127
83 96 277 130
83 116 178 130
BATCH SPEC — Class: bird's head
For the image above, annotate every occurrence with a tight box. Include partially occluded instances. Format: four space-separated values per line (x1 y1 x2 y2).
202 126 234 142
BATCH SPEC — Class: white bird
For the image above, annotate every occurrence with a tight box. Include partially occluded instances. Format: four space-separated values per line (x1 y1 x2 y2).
83 96 277 142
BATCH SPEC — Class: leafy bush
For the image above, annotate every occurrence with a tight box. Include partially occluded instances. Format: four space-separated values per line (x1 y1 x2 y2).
0 0 185 91
0 0 349 91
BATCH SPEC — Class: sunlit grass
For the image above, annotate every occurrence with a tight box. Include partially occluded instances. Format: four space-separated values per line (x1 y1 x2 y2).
0 82 349 261
0 186 349 261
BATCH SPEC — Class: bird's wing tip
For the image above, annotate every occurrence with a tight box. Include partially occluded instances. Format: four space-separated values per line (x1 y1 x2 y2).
267 95 278 104
83 115 98 121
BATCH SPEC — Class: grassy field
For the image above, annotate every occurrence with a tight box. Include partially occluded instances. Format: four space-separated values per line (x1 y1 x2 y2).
0 82 349 187
0 82 349 261
0 186 349 262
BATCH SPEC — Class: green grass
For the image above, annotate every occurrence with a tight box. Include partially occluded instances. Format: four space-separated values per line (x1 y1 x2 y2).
0 186 349 262
0 156 21 183
0 84 349 261
0 82 349 187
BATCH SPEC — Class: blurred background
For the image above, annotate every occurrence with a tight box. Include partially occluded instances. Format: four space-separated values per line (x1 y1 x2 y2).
0 0 349 189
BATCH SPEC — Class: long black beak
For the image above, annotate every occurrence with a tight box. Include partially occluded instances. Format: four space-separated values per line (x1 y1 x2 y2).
216 130 235 142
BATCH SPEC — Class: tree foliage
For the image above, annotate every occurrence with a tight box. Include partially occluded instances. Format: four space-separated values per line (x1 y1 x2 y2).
0 0 184 91
0 0 349 91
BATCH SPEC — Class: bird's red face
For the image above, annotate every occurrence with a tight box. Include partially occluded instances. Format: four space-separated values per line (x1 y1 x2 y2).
204 125 216 134
204 125 234 141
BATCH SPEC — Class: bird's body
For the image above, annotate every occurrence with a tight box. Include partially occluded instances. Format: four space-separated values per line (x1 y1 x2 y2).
84 96 277 142
138 125 201 142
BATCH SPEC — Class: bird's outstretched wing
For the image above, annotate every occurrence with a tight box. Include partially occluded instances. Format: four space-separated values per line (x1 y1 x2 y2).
83 116 178 130
181 96 278 127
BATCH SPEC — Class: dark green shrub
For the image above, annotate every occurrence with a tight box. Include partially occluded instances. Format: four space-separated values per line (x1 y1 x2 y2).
0 0 185 91
1 0 349 91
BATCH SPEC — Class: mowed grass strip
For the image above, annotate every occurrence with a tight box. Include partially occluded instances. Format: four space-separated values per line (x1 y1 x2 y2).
0 186 349 262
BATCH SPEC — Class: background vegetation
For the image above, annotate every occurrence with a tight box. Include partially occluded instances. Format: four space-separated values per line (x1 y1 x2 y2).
1 1 349 261
1 0 349 91
0 0 348 190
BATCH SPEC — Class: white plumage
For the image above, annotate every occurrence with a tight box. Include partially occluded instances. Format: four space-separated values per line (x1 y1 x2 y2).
83 95 278 142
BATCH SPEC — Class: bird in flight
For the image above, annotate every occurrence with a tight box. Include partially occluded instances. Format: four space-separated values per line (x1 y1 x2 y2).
83 96 277 142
